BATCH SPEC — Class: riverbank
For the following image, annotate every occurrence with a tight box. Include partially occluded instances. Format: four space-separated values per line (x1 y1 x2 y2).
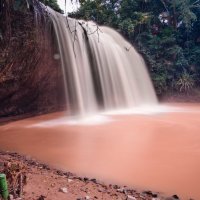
0 151 179 200
160 89 200 103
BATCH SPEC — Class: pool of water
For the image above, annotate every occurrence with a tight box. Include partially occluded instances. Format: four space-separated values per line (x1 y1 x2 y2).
0 103 200 199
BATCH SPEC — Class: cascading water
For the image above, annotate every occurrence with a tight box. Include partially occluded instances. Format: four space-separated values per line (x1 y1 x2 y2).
35 4 157 117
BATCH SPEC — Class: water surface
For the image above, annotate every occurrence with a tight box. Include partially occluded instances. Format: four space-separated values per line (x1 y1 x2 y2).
0 104 200 199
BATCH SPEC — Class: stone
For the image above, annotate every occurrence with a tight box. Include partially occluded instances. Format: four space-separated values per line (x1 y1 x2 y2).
152 193 158 198
51 183 55 187
42 164 50 170
37 195 46 200
9 194 14 200
64 172 74 177
98 188 105 193
117 187 125 193
85 196 90 200
143 191 153 196
140 194 146 199
57 170 64 176
172 195 179 199
59 187 68 193
113 184 119 189
127 195 137 200
84 177 89 182
90 178 97 183
68 178 73 183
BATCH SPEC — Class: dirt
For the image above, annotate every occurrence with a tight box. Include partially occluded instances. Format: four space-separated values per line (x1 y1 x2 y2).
0 151 174 200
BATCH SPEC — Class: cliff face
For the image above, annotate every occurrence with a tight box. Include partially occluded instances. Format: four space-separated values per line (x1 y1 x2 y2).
0 3 66 118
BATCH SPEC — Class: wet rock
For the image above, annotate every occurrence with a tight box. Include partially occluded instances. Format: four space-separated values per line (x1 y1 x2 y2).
10 152 18 157
124 187 135 195
90 178 97 183
28 160 37 166
77 177 82 181
98 188 102 192
59 187 68 193
84 177 89 182
126 195 137 200
98 187 106 193
101 183 108 189
152 193 158 198
63 172 74 177
117 187 125 193
143 190 153 196
172 195 179 199
57 170 64 176
113 184 120 189
109 184 113 188
37 195 46 200
42 164 50 170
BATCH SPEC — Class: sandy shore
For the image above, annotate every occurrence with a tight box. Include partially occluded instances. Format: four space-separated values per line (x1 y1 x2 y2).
0 151 180 200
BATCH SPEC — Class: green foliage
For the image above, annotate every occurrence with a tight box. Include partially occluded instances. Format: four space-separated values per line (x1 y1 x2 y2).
71 0 200 96
119 18 134 36
40 0 63 13
176 70 194 92
11 0 63 13
173 0 199 29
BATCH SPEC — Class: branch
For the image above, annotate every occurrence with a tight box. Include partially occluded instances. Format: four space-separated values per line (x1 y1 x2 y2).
159 0 169 13
125 46 132 51
88 25 103 42
66 17 73 34
72 20 78 57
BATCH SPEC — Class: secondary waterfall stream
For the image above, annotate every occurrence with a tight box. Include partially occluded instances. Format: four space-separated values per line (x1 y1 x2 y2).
39 5 157 116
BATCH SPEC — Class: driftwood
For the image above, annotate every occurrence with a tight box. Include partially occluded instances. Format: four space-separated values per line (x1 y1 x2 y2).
1 161 27 199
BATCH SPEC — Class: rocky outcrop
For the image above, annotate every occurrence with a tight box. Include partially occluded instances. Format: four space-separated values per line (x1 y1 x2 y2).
0 3 66 118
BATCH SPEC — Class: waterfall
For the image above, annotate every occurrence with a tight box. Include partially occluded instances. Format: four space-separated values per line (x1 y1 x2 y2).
35 5 158 117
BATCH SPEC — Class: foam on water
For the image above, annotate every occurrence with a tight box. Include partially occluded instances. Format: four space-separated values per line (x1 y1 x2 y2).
28 105 185 127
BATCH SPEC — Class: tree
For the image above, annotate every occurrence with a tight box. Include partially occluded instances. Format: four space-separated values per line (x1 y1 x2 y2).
40 0 64 13
71 0 200 96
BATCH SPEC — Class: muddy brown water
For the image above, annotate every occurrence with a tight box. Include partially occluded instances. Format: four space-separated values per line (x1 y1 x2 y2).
0 104 200 199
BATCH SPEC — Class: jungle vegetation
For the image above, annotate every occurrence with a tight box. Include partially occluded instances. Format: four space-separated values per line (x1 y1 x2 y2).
70 0 200 97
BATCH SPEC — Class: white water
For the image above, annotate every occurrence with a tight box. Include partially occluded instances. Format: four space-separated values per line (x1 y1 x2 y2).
41 6 158 116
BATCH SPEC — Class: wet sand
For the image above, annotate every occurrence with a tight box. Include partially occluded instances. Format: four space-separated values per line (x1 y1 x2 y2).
0 103 200 199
